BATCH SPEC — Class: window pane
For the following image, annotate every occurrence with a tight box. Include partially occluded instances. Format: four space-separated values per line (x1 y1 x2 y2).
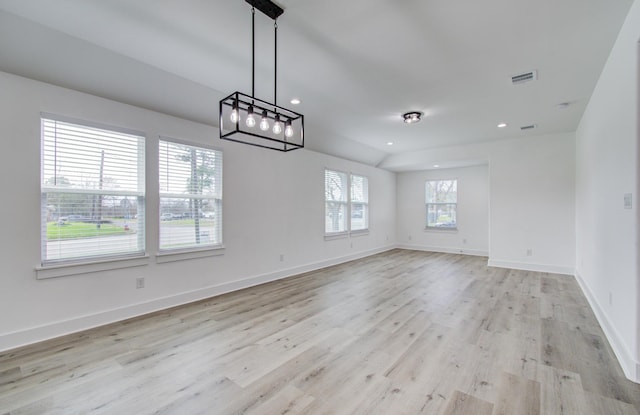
426 203 457 228
325 170 348 233
325 202 347 233
325 170 348 202
426 180 457 203
159 140 222 250
350 175 368 203
351 203 368 231
159 197 220 248
41 117 145 264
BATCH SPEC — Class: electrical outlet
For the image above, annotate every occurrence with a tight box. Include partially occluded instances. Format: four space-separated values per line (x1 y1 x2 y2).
462 238 467 244
408 235 412 241
350 242 353 248
279 254 284 262
136 277 145 289
526 249 533 257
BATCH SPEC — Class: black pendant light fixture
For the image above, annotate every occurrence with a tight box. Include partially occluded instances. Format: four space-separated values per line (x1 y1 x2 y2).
219 0 304 152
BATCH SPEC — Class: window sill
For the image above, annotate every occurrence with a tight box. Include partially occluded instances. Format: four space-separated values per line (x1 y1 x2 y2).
156 245 225 264
324 232 349 241
36 255 150 279
424 227 459 232
324 230 369 241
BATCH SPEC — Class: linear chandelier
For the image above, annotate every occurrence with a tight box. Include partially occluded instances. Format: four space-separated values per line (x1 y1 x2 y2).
219 0 304 152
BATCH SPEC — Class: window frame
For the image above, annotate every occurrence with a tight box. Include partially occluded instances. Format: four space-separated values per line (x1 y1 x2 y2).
158 136 223 254
40 113 146 268
425 178 458 230
324 169 370 237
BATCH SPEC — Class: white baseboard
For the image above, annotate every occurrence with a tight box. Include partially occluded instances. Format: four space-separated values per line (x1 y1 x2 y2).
487 259 574 275
397 243 488 257
574 271 640 384
0 245 397 353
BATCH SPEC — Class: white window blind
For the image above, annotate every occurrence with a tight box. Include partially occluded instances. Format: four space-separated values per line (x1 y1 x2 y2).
41 116 146 264
159 139 222 251
350 174 369 231
325 169 348 234
426 179 457 228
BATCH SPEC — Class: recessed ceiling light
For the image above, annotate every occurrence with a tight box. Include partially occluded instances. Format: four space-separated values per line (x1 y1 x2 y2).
497 123 508 128
433 164 439 168
387 142 394 146
556 102 570 109
290 98 301 105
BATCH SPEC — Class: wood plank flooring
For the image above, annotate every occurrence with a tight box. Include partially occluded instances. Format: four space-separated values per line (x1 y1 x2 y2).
1 249 639 414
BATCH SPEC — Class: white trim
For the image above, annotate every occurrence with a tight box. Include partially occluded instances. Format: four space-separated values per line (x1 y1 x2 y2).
398 244 488 257
1 245 396 353
159 135 223 153
424 227 459 233
487 259 574 275
574 271 640 384
324 232 349 241
156 246 225 263
41 112 145 138
36 255 150 279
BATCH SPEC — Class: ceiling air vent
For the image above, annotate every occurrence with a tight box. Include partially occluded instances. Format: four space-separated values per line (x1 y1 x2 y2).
511 70 537 85
520 124 537 131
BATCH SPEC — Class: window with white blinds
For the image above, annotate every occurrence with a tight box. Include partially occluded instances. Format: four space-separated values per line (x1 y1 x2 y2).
41 116 146 264
350 174 369 231
325 170 369 235
159 139 222 251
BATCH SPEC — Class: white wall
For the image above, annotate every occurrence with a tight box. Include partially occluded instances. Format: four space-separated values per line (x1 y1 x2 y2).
0 71 397 351
575 0 640 382
488 135 576 274
397 165 489 256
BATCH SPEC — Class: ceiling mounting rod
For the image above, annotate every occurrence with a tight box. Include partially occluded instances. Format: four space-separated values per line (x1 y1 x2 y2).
244 0 283 20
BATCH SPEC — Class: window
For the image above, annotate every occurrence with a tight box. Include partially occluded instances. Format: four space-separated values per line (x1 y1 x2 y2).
41 116 145 264
325 169 369 235
325 170 348 234
350 174 369 231
426 179 457 229
159 139 222 251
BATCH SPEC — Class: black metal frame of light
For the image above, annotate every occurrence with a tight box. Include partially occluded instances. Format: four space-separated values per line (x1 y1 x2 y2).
219 0 304 152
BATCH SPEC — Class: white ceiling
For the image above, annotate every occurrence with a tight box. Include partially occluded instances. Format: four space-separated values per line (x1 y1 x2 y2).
0 0 633 170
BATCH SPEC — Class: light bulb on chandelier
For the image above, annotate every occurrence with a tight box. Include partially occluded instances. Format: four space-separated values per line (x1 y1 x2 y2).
230 101 240 124
273 115 283 134
284 119 293 138
246 105 256 128
259 110 270 131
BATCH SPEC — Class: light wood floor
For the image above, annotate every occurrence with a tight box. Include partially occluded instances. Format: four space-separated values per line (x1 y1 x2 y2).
1 249 639 414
